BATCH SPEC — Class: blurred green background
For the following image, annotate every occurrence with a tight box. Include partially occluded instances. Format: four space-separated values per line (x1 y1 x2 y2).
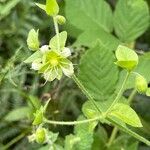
0 0 150 149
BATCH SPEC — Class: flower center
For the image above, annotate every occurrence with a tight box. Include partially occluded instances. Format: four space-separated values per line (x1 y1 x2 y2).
50 58 59 66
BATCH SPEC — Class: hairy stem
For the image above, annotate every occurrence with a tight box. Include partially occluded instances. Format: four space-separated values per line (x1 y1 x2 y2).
53 17 60 51
107 127 118 147
105 71 130 115
44 116 100 126
128 89 137 104
72 74 102 114
107 88 137 147
3 132 27 150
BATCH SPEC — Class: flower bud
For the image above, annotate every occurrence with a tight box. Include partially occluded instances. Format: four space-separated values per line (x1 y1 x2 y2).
56 15 66 25
27 29 40 51
32 109 43 125
135 75 148 94
35 128 46 144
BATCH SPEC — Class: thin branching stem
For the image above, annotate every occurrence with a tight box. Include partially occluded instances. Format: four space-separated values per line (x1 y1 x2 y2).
44 117 100 126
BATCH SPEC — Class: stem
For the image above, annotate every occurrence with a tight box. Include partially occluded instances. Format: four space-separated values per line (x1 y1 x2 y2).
44 117 100 126
128 89 136 104
3 132 26 150
106 86 137 147
53 17 60 51
105 71 130 115
72 74 102 114
107 127 118 147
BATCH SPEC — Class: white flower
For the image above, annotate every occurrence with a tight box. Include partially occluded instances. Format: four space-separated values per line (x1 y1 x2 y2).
31 58 42 70
60 47 71 57
40 45 50 53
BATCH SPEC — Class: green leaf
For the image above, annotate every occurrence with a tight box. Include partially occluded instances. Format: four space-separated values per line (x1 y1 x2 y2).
46 0 59 16
75 29 120 49
4 107 31 121
78 43 119 101
82 101 150 146
0 0 21 20
24 51 42 63
114 0 150 43
65 0 113 33
92 126 108 150
35 3 46 11
115 45 138 70
64 134 80 150
27 29 40 51
74 115 96 150
109 103 142 127
49 31 67 50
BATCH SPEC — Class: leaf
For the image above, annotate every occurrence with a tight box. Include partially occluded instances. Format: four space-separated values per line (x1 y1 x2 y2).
64 134 80 150
92 126 108 150
27 29 40 51
74 115 96 150
114 0 150 43
65 0 113 33
35 3 46 11
24 51 42 63
109 103 142 127
0 0 21 20
78 43 119 101
4 107 31 121
75 29 120 49
82 101 150 146
46 0 59 16
49 31 67 50
115 45 138 70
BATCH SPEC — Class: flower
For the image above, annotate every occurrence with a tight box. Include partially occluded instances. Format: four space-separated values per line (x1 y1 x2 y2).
31 45 74 81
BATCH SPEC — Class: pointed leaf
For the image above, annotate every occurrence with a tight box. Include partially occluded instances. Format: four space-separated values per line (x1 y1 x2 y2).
114 0 150 43
109 103 142 127
78 43 119 101
65 0 113 33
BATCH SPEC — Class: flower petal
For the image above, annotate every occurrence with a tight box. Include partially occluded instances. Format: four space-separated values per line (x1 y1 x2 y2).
31 59 42 70
62 62 74 77
61 47 71 57
40 45 50 53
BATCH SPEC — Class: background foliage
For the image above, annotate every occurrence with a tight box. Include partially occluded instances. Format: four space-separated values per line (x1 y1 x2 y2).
0 0 150 149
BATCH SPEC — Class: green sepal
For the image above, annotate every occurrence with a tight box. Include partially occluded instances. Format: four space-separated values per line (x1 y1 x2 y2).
115 45 138 71
24 51 42 63
35 3 46 11
135 74 148 94
46 0 59 16
49 31 67 50
32 108 44 125
27 29 40 51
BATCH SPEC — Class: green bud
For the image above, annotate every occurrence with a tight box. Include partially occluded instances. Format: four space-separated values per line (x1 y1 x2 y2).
115 45 138 71
32 109 43 125
27 29 40 51
56 15 66 25
46 0 59 16
35 128 46 144
135 75 148 94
